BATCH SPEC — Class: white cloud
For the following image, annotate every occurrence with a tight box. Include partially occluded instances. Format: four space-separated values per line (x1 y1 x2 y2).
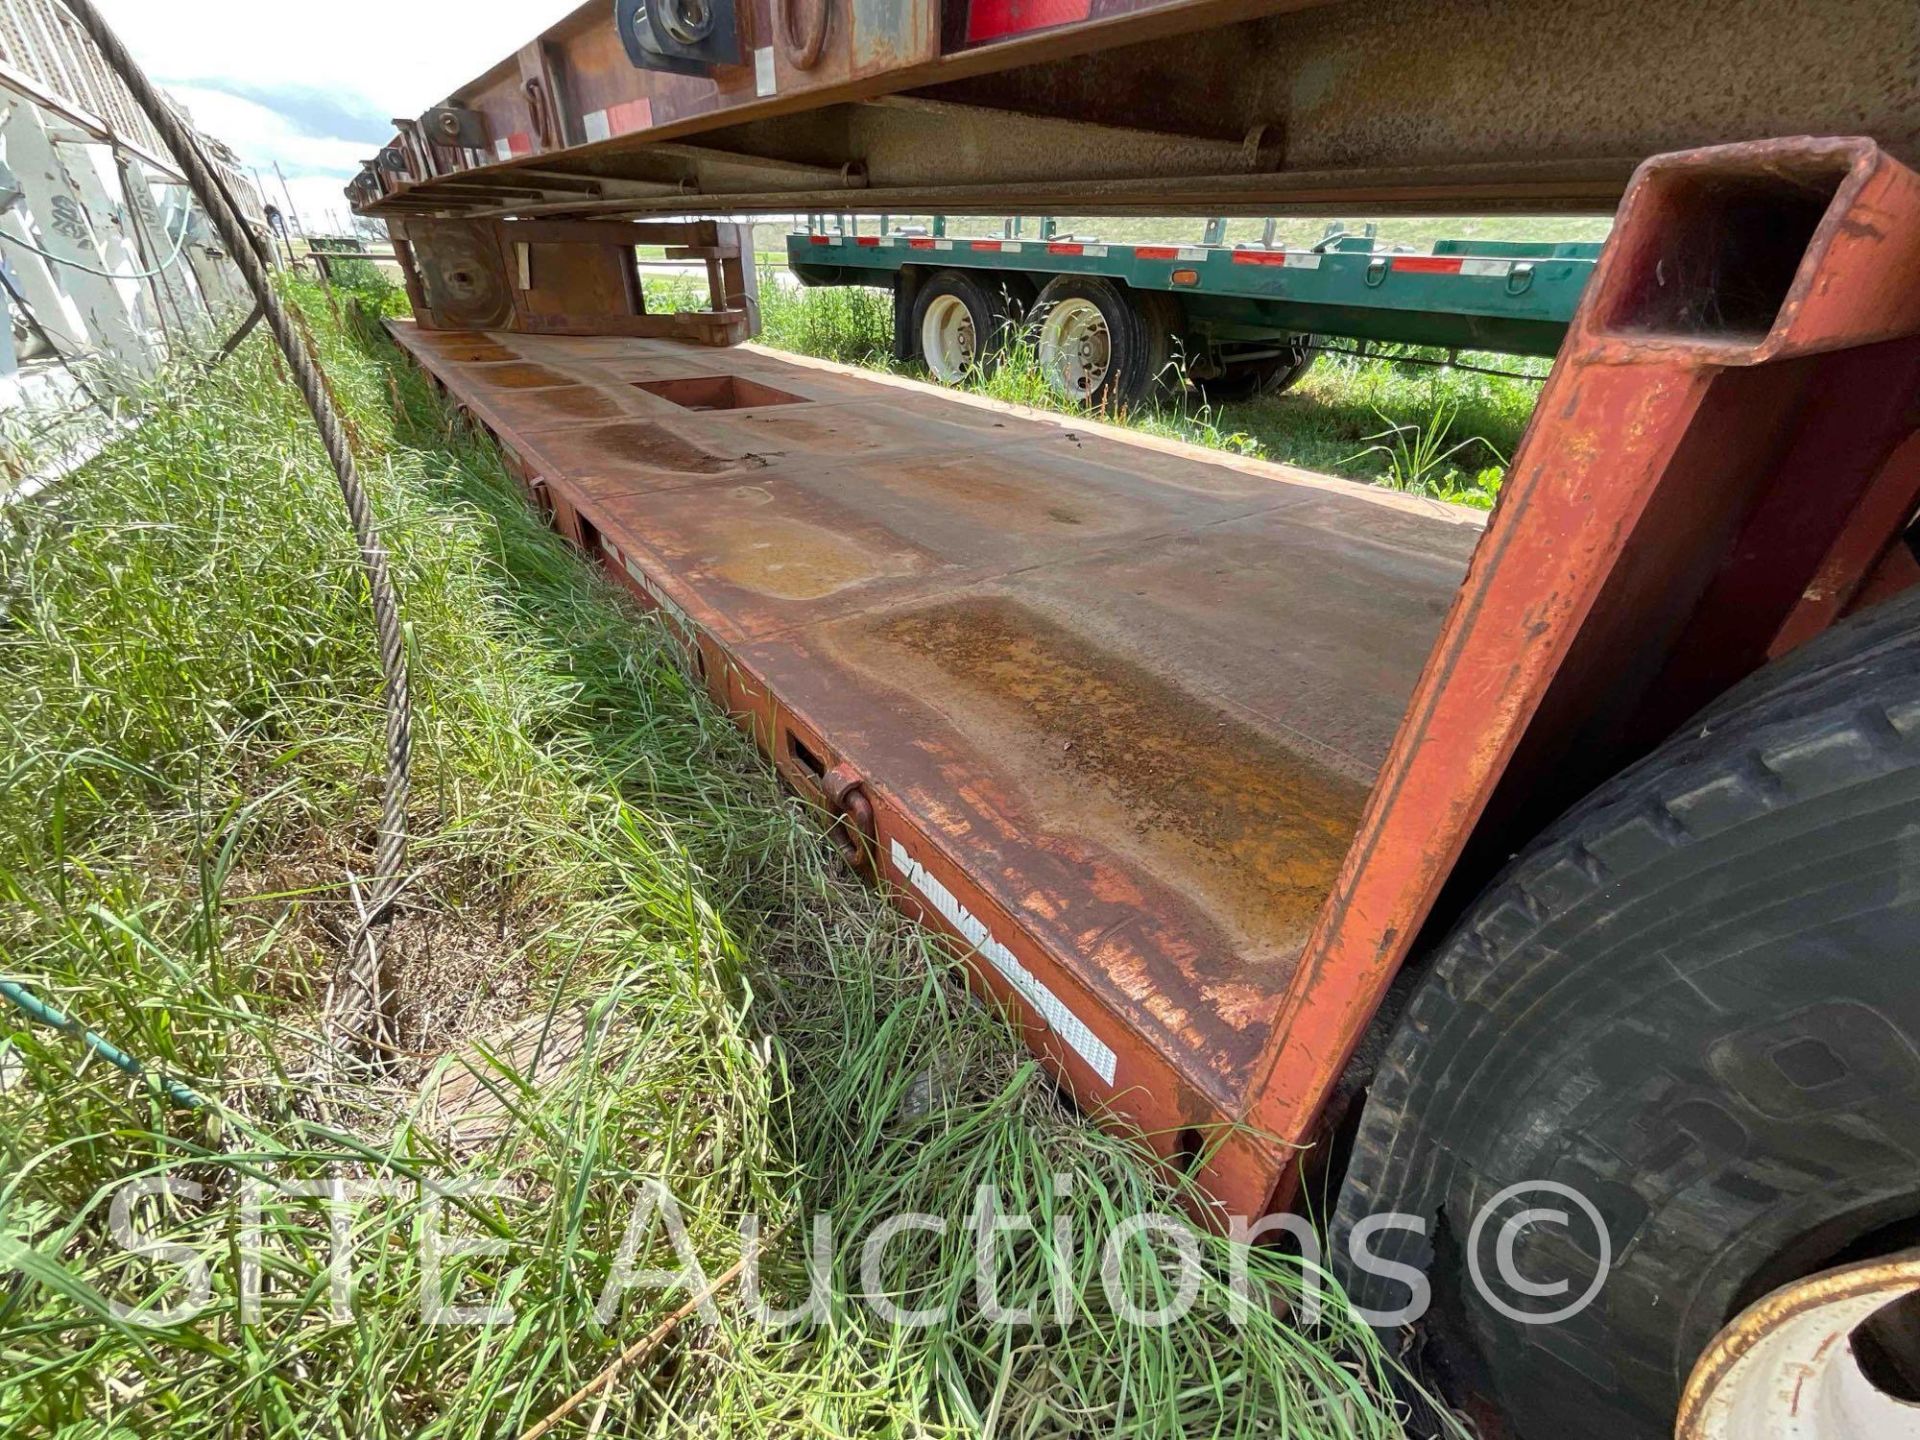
92 3 582 120
89 1 583 220
166 86 370 176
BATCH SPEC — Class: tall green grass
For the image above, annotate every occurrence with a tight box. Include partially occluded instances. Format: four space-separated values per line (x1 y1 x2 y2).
0 272 1423 1437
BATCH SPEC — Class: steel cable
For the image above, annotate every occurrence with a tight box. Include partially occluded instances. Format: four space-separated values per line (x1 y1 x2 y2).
55 0 410 1055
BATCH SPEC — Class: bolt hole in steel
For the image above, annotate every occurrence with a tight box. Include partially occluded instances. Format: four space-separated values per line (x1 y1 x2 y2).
1678 1252 1920 1438
919 294 976 382
1037 298 1111 401
661 0 712 44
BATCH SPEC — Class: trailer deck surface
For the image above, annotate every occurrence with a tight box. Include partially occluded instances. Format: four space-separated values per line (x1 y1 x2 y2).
391 320 1483 1177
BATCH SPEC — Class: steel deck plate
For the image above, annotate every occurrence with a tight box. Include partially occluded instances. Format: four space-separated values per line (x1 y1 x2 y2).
391 321 1482 1201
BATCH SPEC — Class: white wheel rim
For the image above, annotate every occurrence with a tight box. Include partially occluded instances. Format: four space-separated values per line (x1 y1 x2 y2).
920 294 976 382
1678 1251 1920 1439
1038 298 1112 401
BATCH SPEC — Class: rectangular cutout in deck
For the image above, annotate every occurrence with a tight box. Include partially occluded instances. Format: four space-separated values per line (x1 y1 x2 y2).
635 375 807 411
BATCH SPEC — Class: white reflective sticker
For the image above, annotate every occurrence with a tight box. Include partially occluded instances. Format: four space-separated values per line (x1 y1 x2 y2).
583 110 611 143
1460 258 1514 277
890 838 1118 1084
602 537 691 629
754 47 777 96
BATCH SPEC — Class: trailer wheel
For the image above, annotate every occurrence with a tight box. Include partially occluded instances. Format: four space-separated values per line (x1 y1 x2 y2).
1332 586 1920 1439
1032 275 1171 413
908 269 1025 383
1192 339 1317 403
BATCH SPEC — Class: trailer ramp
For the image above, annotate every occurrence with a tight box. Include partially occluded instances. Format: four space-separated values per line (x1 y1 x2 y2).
394 322 1480 1209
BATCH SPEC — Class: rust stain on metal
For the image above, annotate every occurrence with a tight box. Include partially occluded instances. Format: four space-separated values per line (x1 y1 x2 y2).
563 419 764 474
859 597 1370 957
877 459 1102 529
384 319 1485 1213
467 360 575 389
709 512 921 599
511 384 628 421
438 337 519 362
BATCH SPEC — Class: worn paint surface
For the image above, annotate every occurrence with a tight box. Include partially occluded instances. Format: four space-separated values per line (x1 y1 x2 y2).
387 142 1920 1222
857 597 1368 958
392 317 1477 1209
1245 137 1920 1183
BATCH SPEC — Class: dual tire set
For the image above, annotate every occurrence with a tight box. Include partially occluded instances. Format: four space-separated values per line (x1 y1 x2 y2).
906 268 1313 411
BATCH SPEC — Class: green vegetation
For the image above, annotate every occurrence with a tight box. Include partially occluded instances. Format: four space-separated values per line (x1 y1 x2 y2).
727 271 1535 509
0 273 1423 1437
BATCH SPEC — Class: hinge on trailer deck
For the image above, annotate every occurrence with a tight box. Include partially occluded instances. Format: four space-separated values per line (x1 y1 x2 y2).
423 105 490 150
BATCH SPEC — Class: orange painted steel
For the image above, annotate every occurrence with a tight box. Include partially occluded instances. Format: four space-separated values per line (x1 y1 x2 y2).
388 137 1920 1221
1240 137 1920 1201
392 321 1480 1216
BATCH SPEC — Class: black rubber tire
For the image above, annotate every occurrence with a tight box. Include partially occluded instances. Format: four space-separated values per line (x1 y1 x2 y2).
906 268 1027 382
1190 339 1317 403
1030 274 1172 413
1331 586 1920 1440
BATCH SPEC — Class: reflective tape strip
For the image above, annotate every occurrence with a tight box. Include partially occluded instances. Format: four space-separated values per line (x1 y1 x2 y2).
890 838 1117 1084
1230 250 1322 269
1460 258 1515 277
754 46 776 96
606 97 653 135
602 538 689 629
965 0 1092 43
1391 255 1465 274
583 109 611 143
1134 245 1177 260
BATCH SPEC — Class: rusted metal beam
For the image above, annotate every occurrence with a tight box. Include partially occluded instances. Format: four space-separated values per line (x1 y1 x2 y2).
437 156 1634 221
1242 136 1920 1209
370 137 1920 1225
351 0 1918 219
385 318 1480 1219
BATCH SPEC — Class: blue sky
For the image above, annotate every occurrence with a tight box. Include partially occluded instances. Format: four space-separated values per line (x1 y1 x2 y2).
95 1 581 231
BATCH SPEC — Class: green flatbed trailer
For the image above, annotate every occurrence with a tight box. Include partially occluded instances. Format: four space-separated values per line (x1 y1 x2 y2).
787 221 1602 404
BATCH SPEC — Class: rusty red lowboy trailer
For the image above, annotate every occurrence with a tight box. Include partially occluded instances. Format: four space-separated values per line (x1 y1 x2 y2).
349 3 1920 1436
